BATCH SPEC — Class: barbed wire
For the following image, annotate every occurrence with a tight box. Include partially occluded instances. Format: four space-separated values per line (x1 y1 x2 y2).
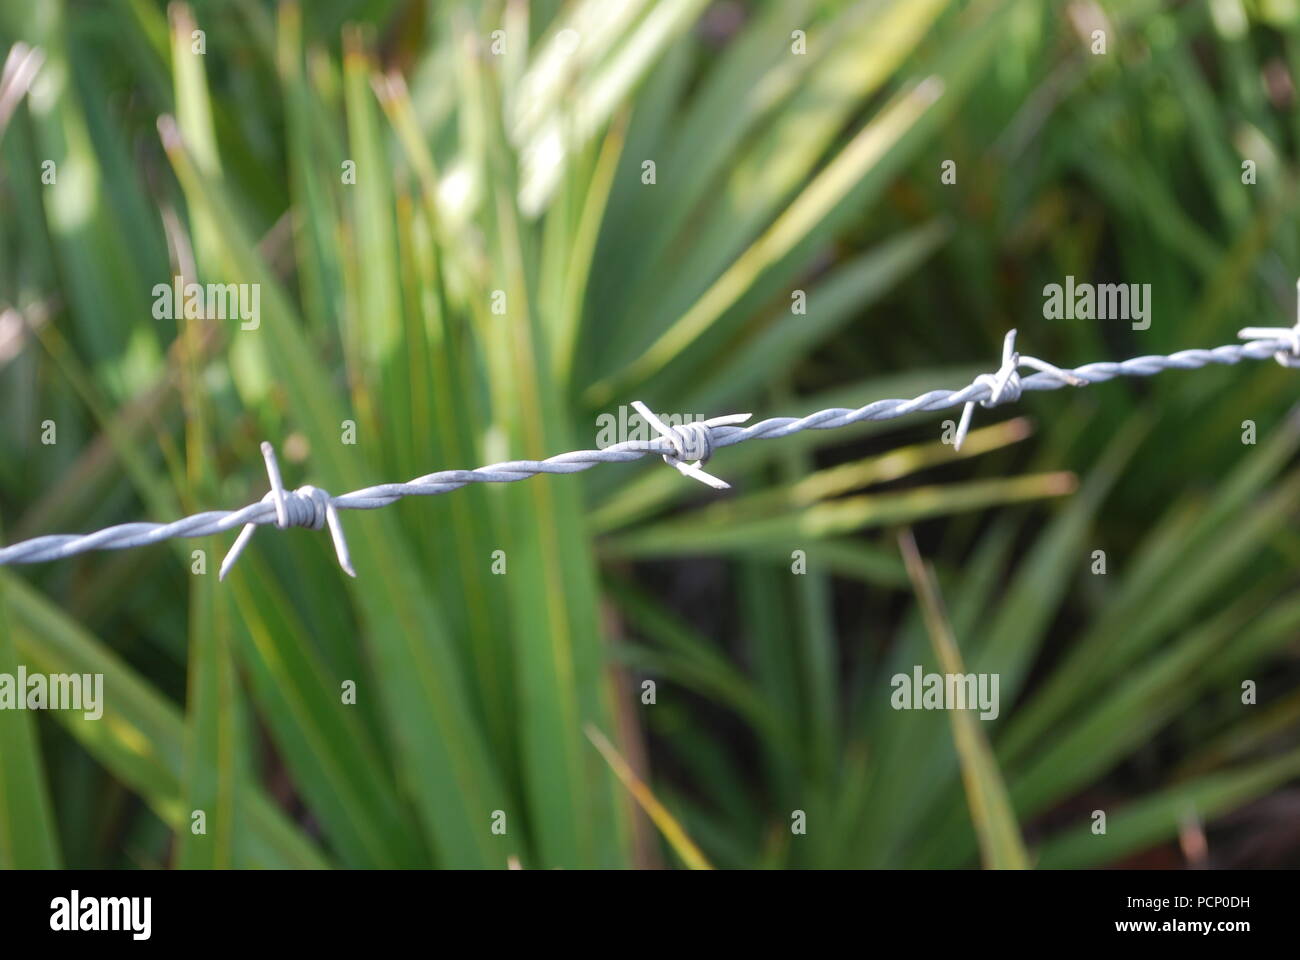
2 323 1297 578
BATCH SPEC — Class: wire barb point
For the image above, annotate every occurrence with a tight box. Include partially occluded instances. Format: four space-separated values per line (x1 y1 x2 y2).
631 400 746 490
1238 279 1300 368
954 329 1083 451
218 443 354 580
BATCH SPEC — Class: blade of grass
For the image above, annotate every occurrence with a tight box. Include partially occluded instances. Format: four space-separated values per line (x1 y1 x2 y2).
586 74 946 406
898 529 1029 870
160 114 510 867
0 556 61 868
176 564 238 868
585 724 712 870
467 32 632 868
604 472 1077 558
1036 745 1300 869
3 572 326 868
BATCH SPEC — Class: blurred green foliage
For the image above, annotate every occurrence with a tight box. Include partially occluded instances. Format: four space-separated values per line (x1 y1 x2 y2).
1 0 1298 869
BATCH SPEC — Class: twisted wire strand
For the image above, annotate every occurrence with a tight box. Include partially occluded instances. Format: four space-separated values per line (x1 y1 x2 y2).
0 332 1292 574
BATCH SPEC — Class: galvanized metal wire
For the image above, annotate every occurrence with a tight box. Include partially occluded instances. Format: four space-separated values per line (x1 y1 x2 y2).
2 325 1296 577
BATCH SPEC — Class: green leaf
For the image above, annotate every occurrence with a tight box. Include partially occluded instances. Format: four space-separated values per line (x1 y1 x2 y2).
605 472 1077 558
160 120 512 867
899 530 1028 870
3 573 325 868
1036 746 1300 869
176 564 240 868
0 568 61 868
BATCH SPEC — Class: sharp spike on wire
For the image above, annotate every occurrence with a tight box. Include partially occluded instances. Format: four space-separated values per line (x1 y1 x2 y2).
220 443 287 581
1238 278 1300 367
218 444 353 580
217 523 258 581
630 400 749 490
954 329 1084 451
260 440 289 528
311 485 356 578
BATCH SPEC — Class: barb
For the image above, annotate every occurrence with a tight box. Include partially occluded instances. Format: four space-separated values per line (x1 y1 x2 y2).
1238 278 1300 368
953 329 1085 450
1 327 1296 576
218 442 355 580
630 400 751 489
